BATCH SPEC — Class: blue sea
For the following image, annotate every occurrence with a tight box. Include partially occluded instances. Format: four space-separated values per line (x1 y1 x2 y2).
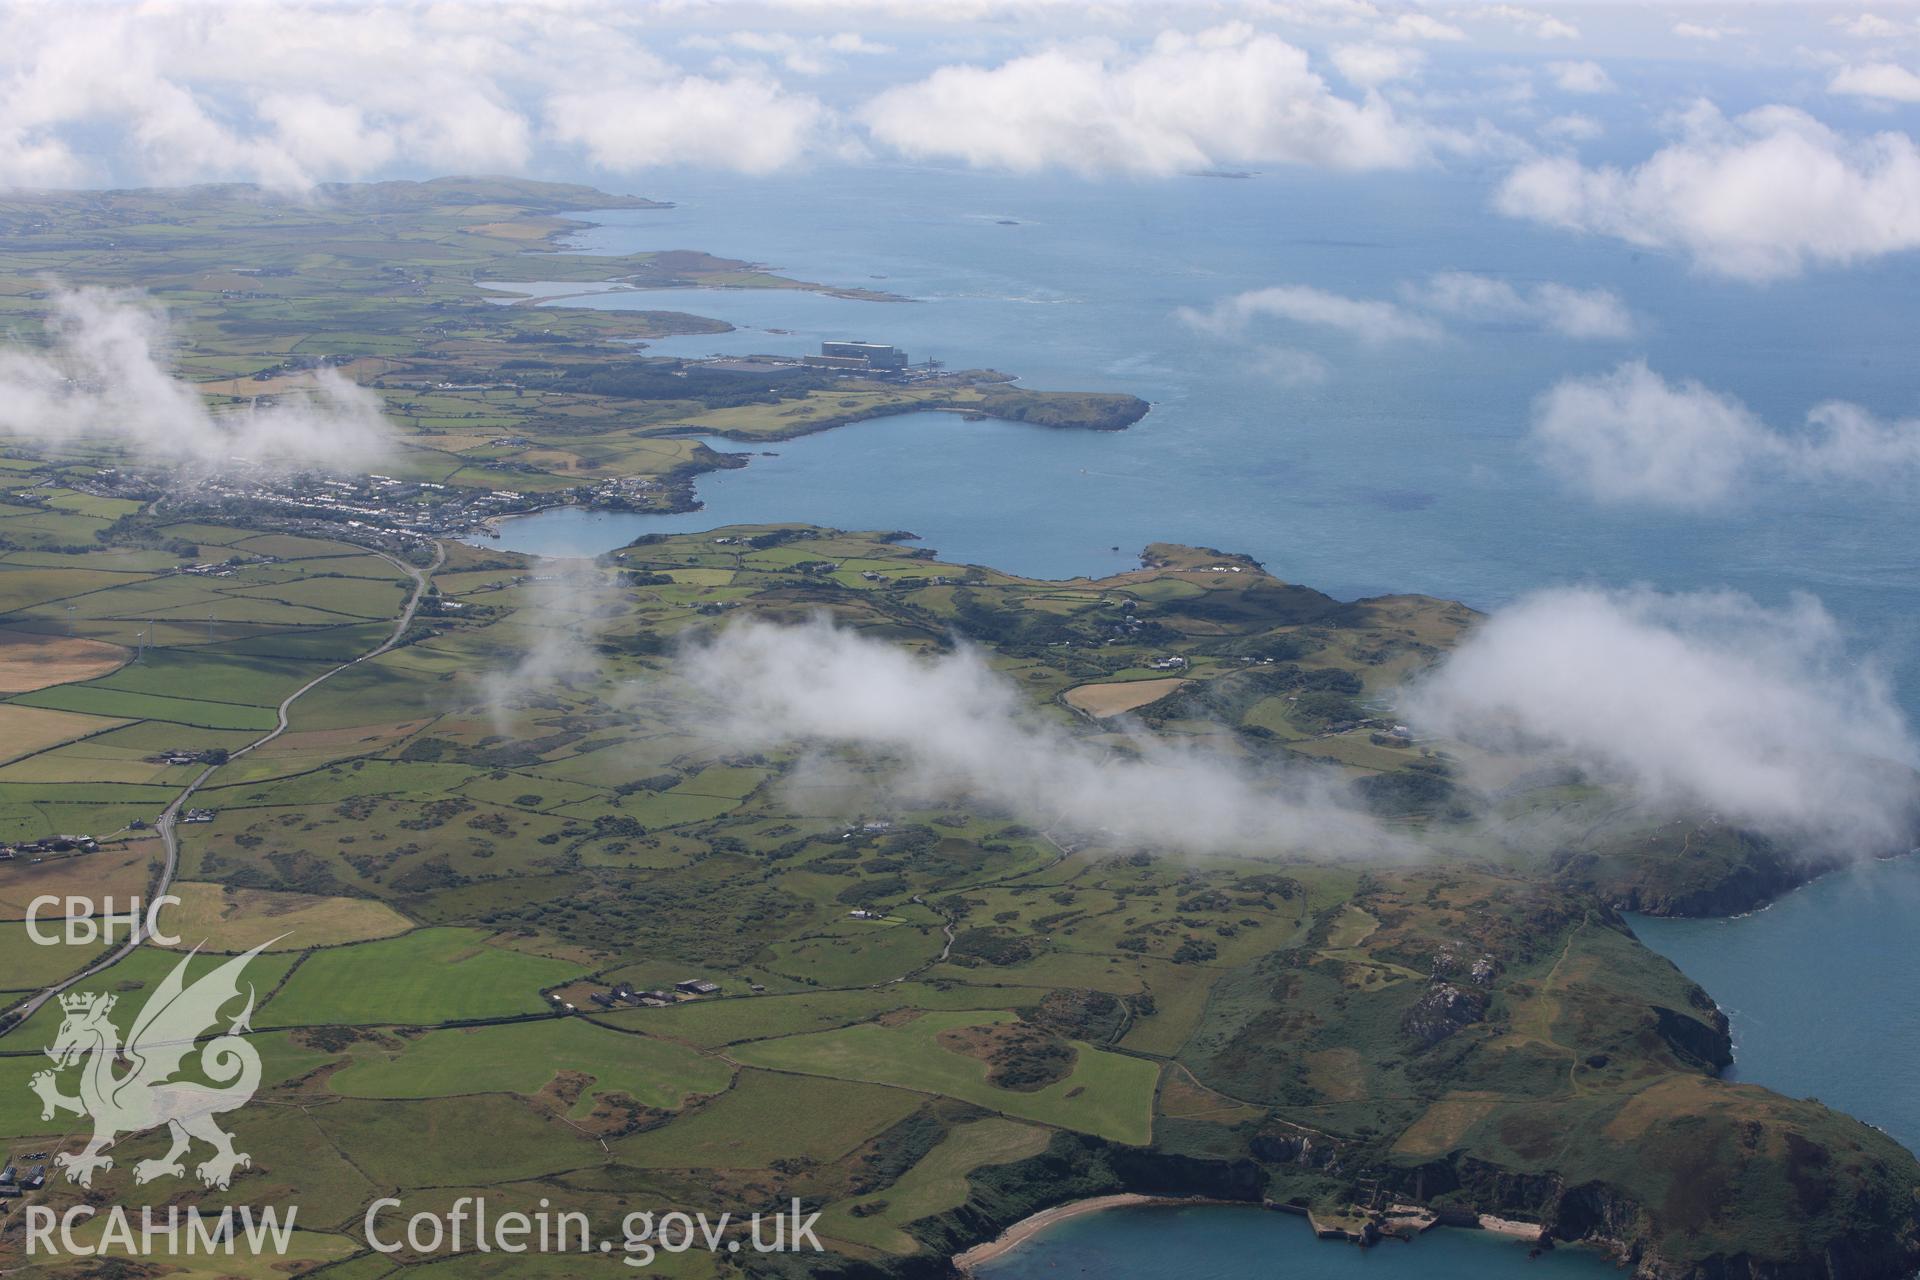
970 1204 1619 1280
490 161 1920 1273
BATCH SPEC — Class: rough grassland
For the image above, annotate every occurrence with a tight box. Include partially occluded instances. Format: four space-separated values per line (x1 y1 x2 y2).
820 1117 1054 1254
729 1010 1158 1145
614 1069 923 1169
310 1093 599 1185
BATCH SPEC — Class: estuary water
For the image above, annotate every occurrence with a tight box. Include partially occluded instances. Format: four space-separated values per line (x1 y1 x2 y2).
487 162 1920 1270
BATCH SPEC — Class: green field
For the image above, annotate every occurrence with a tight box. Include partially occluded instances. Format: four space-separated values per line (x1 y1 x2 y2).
259 929 585 1026
329 1017 731 1112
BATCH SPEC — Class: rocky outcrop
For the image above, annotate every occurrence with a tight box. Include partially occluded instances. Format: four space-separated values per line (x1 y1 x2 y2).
1400 981 1485 1044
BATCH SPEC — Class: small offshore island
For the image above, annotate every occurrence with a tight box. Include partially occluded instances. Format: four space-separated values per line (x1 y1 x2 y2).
0 176 1915 1280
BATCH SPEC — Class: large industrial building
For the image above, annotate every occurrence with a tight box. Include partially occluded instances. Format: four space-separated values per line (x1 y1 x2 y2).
803 340 909 372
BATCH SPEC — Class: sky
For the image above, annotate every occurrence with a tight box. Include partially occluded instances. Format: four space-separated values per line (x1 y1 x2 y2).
3 2 1920 289
2 2 1918 231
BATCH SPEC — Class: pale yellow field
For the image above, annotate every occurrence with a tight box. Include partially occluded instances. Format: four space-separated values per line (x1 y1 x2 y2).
0 631 127 693
154 882 415 952
1063 676 1187 718
0 705 127 765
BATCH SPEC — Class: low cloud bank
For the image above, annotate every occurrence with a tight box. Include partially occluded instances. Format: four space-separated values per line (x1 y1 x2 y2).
1405 587 1920 851
1533 361 1920 508
0 288 391 468
678 616 1398 857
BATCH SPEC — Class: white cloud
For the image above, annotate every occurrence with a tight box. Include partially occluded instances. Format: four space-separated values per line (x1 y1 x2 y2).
682 29 892 77
1331 42 1426 88
1532 361 1920 507
0 288 391 469
861 24 1451 175
1481 5 1579 40
1672 21 1735 41
548 76 828 174
678 616 1396 857
1539 112 1603 143
1178 284 1444 345
1184 273 1630 361
1406 588 1919 851
1496 101 1920 281
1531 362 1769 507
1834 13 1908 39
0 4 842 190
1382 13 1466 41
1412 272 1634 338
1546 60 1615 94
1830 62 1920 103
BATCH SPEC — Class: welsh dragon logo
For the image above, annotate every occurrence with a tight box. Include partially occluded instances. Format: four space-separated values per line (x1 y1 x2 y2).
29 940 276 1190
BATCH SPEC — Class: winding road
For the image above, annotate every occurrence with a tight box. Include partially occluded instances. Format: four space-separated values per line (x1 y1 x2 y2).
0 543 442 1040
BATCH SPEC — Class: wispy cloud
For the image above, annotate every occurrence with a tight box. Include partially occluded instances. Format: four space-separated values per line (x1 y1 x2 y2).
1545 60 1614 94
1179 271 1630 381
1407 587 1919 851
1478 5 1579 41
676 615 1398 857
1410 271 1634 338
480 565 628 730
0 288 390 468
1178 283 1444 345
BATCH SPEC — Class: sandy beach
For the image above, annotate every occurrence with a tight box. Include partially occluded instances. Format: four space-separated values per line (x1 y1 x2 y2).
952 1194 1174 1273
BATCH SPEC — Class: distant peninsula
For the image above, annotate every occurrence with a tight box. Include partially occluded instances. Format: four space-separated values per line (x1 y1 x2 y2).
0 176 1147 537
